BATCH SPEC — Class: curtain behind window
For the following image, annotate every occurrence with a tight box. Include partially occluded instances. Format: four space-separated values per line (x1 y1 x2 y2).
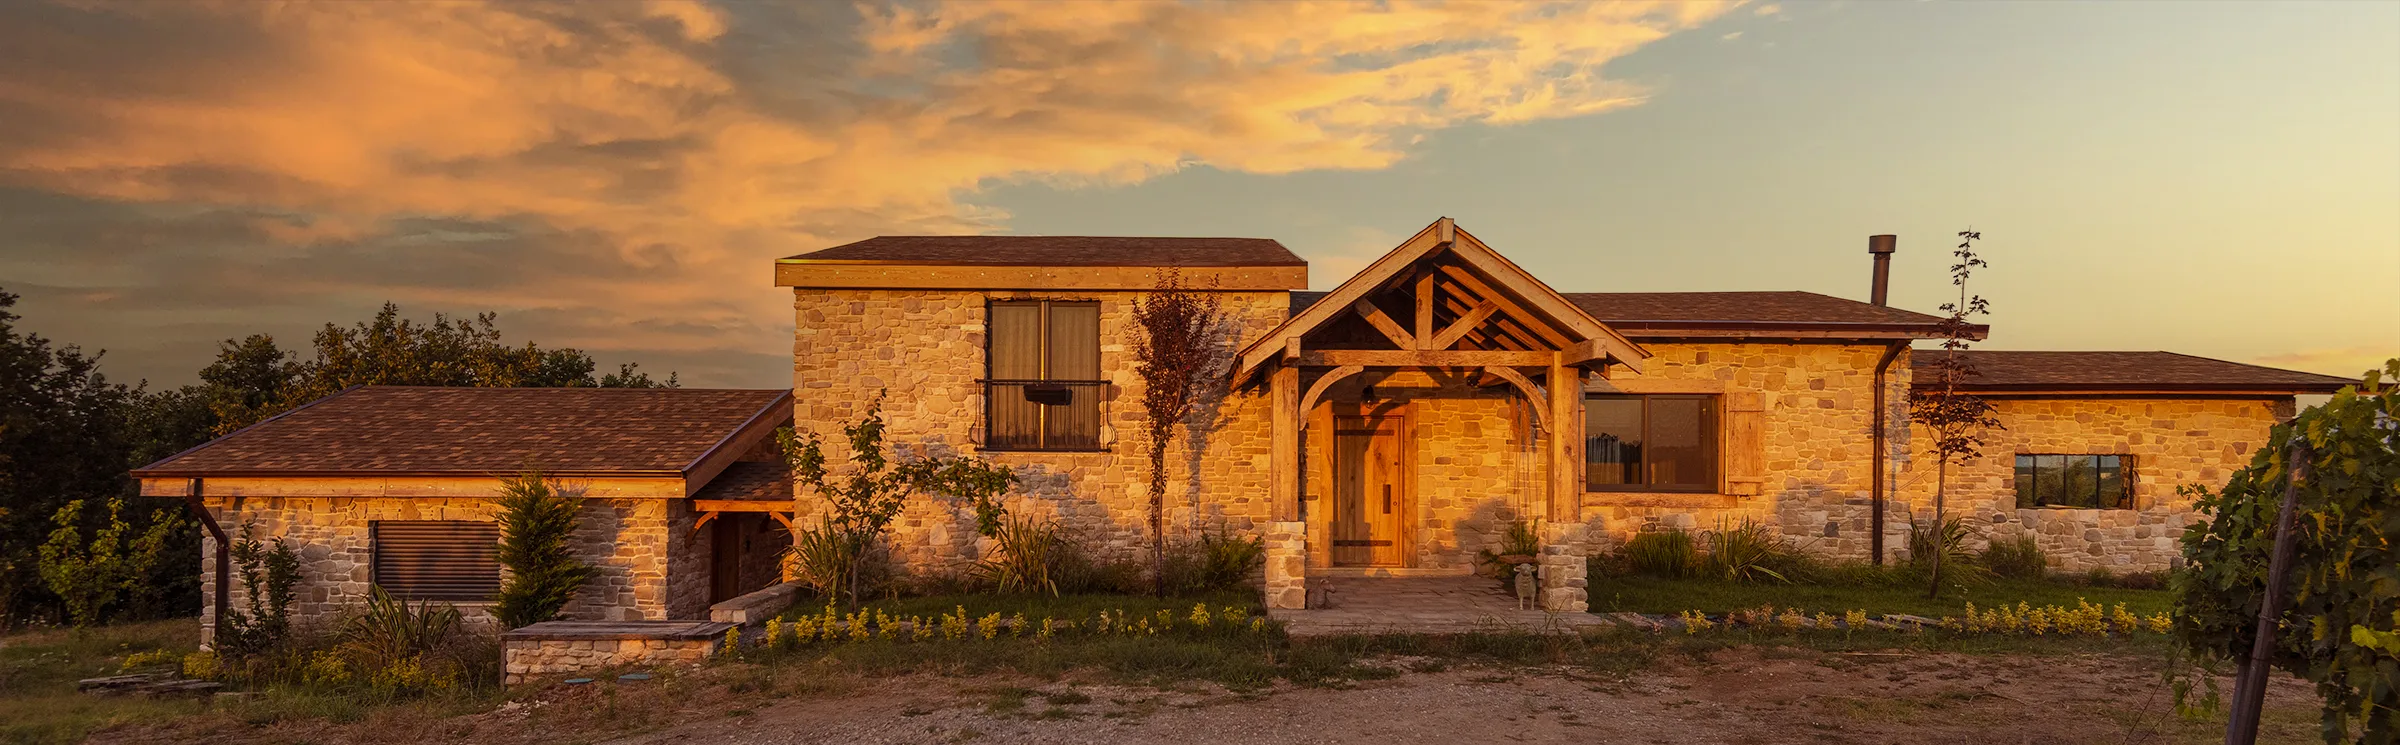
988 302 1043 447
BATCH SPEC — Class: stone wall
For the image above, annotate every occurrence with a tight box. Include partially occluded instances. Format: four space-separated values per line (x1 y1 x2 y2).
789 288 1290 576
501 624 730 685
198 496 700 645
1894 396 2286 573
1577 342 1913 563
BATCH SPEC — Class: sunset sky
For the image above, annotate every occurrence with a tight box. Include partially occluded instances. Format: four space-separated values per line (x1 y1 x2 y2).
2 1 2393 389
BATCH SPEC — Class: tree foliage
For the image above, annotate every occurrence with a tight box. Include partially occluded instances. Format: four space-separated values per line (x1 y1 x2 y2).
780 393 1016 607
1130 270 1230 595
2176 360 2399 744
1906 230 2001 599
0 289 197 627
491 472 597 629
37 497 184 626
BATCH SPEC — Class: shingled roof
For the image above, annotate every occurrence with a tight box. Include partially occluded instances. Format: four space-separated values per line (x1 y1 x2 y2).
1913 351 2354 395
134 386 792 477
782 236 1305 267
1289 290 1974 340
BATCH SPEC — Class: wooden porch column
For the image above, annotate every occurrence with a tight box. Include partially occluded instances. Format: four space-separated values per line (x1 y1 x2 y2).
1547 353 1580 522
1270 361 1300 521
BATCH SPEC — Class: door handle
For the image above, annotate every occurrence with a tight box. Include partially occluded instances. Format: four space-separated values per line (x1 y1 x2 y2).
1382 485 1392 514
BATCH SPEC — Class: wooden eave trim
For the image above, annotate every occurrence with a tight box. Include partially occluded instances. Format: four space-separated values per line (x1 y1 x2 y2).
1931 387 2328 398
679 390 796 497
1609 321 1989 341
774 262 1306 291
691 499 796 513
138 474 690 499
1298 349 1559 367
132 468 687 480
1448 229 1649 360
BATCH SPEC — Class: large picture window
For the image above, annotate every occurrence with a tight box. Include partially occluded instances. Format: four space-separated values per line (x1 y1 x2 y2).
370 521 501 601
1585 394 1719 492
2015 454 2133 509
985 300 1103 451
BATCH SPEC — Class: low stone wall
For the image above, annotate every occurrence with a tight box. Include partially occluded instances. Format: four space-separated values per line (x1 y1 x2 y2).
500 620 734 685
709 581 802 624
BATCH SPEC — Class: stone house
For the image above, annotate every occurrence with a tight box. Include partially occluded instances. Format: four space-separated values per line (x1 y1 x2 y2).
133 386 795 644
777 218 2351 612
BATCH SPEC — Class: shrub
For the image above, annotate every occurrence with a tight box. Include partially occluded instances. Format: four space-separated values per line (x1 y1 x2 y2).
1498 520 1540 556
491 471 596 629
973 516 1071 596
785 523 880 600
1980 535 2048 579
1700 519 1794 584
781 395 1017 606
215 525 300 658
1907 516 1988 587
37 497 184 626
1161 529 1265 595
1622 530 1697 579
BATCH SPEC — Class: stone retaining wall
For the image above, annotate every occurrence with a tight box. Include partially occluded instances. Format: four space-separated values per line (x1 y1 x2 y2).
500 621 733 685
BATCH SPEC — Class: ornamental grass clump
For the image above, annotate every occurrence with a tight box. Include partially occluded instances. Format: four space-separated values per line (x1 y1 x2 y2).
1622 530 1698 579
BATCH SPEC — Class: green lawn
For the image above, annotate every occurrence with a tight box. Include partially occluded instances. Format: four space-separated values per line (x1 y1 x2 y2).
779 589 1261 625
0 619 214 744
1585 575 2175 617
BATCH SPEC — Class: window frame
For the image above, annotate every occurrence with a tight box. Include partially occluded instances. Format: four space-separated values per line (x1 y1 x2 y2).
369 520 502 602
981 298 1107 453
1582 393 1722 494
2013 453 2134 510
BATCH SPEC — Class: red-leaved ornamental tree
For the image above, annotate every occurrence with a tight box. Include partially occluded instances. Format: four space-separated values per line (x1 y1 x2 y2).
1908 230 2002 600
1131 270 1228 596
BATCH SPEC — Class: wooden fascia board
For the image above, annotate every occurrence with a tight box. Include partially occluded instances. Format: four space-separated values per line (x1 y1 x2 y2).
1233 220 1451 380
139 475 690 499
775 262 1306 291
1928 388 2328 398
691 499 796 513
1298 349 1559 367
1564 337 1649 374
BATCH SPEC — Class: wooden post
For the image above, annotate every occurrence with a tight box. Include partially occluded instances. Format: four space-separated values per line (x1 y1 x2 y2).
1547 353 1578 522
2226 438 2311 745
1270 361 1300 522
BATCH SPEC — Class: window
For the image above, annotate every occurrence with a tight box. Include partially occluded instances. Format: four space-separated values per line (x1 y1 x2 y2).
371 521 502 601
1585 394 1719 492
985 300 1103 451
2015 454 2133 509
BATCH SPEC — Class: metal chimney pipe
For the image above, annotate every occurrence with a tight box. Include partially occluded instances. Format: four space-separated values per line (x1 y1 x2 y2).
1868 234 1896 306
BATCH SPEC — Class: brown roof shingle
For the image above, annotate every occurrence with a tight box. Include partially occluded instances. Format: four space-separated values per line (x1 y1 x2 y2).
1913 351 2353 395
1290 290 1968 339
783 236 1305 267
135 386 792 476
691 461 790 501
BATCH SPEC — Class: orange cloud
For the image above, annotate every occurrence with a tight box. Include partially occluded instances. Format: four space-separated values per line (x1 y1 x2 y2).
0 0 1737 384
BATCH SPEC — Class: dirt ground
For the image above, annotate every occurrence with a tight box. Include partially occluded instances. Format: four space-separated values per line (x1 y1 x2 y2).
597 649 2316 745
91 647 2320 745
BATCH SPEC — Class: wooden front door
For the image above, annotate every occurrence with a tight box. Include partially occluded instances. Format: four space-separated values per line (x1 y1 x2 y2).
1332 415 1406 567
709 515 742 604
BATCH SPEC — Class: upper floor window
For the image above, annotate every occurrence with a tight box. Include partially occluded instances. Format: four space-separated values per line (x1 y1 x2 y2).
985 300 1103 451
1586 394 1718 492
2015 454 2133 509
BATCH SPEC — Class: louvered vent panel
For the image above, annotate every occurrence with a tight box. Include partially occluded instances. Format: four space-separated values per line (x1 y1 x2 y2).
371 521 501 601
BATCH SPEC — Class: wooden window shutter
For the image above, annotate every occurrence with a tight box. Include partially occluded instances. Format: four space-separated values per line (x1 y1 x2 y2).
371 521 502 602
1722 391 1767 496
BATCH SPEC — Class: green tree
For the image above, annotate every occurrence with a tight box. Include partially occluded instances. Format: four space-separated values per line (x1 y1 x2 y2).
2176 360 2398 744
491 471 597 629
36 498 184 626
0 289 174 628
781 394 1016 607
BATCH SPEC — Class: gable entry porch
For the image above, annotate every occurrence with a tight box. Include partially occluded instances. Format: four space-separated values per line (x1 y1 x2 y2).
1234 218 1649 620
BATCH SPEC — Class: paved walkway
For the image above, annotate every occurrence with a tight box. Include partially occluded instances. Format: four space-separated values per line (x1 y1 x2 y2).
1267 575 1615 636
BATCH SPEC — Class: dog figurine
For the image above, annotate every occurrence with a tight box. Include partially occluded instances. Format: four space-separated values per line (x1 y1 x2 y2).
1513 563 1539 610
